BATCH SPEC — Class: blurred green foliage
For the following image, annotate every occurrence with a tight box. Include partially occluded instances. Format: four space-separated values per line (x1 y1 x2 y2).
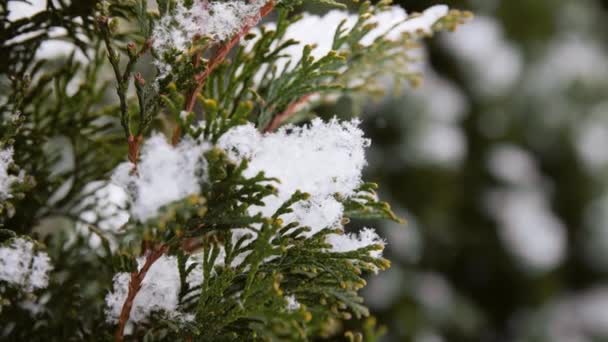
325 0 608 341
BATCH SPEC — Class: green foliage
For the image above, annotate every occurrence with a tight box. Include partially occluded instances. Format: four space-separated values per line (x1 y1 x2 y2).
344 183 403 223
276 0 348 11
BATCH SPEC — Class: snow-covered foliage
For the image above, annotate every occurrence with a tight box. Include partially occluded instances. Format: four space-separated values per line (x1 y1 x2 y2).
218 118 368 236
0 147 23 201
105 254 200 323
247 5 449 72
104 116 386 323
0 237 53 292
366 4 449 41
76 182 130 249
6 0 46 22
104 117 386 323
112 134 209 222
326 227 386 259
285 294 301 311
151 0 268 79
105 254 205 324
153 0 265 54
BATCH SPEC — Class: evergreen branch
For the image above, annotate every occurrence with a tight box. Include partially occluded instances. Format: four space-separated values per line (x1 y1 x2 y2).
169 1 277 144
183 1 276 113
97 16 130 138
114 244 169 342
97 15 151 165
343 183 404 223
263 93 314 132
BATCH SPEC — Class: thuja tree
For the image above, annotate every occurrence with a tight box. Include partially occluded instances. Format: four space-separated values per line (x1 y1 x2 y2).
0 0 469 340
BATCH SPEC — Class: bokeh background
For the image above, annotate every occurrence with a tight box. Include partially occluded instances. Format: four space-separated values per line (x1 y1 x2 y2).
344 0 608 341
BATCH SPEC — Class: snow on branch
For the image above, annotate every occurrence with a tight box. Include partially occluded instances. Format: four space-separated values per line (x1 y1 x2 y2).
245 4 450 70
105 254 201 324
218 118 369 236
112 134 210 222
0 237 53 292
0 147 23 201
153 0 267 55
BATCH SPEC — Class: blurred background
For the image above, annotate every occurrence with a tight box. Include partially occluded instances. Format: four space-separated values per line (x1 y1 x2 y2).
345 0 608 341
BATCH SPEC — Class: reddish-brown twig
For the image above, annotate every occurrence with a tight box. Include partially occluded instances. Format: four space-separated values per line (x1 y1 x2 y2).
183 1 276 113
114 244 169 342
127 134 143 165
172 1 275 144
263 94 314 133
